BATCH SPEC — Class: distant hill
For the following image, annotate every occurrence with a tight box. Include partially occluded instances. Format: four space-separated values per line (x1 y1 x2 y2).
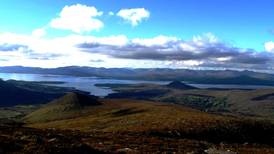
0 79 64 107
24 93 101 123
167 81 197 89
105 82 274 118
106 81 198 99
0 79 89 107
1 66 274 85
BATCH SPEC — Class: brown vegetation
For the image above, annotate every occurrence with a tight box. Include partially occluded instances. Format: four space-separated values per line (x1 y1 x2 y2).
19 96 274 153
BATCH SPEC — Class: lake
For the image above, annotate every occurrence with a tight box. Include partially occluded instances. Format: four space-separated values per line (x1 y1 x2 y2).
0 73 167 96
0 73 274 96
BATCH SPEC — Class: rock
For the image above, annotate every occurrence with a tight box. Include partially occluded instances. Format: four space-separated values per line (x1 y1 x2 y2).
117 148 133 153
205 148 236 154
48 138 57 143
20 135 29 140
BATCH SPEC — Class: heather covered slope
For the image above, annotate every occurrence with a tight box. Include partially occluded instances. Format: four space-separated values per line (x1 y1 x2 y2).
105 82 274 119
24 93 101 123
24 98 274 152
3 83 274 153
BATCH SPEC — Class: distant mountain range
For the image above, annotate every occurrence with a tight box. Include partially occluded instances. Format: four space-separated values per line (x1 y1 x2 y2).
1 66 274 86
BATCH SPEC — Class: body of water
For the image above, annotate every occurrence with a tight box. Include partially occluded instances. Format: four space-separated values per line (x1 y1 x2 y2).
0 73 274 97
0 73 167 96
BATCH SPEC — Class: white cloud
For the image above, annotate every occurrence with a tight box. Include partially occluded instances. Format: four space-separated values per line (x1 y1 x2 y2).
192 33 219 46
179 60 204 66
50 4 104 33
32 28 46 38
0 33 131 68
179 43 197 53
132 35 178 46
0 33 31 46
265 41 274 52
78 33 274 71
216 57 233 62
117 8 150 26
88 35 128 46
78 35 128 46
1 31 274 72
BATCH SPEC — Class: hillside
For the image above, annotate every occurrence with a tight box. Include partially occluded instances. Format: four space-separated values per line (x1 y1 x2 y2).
24 93 101 123
0 79 88 107
167 80 198 89
104 82 274 119
0 79 63 107
21 97 274 153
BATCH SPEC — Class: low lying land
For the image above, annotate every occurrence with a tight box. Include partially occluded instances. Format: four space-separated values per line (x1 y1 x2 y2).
103 82 274 119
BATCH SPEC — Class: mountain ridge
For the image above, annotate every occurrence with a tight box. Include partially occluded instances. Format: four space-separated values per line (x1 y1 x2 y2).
1 66 274 86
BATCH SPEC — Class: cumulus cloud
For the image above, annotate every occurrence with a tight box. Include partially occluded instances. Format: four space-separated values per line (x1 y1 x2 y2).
0 33 122 68
84 35 128 46
117 8 150 26
0 33 77 67
26 53 63 60
265 41 274 52
0 43 28 52
32 28 46 38
50 4 104 33
0 42 62 61
1 31 274 71
132 35 178 46
78 34 274 71
90 59 104 63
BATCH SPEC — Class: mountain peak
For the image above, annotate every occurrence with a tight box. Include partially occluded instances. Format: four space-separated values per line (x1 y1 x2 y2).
24 92 101 123
167 81 197 90
57 92 101 109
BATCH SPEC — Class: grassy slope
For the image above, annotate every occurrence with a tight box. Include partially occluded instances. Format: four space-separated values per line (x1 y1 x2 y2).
105 83 274 118
171 88 274 118
26 99 274 146
24 93 101 123
0 105 40 120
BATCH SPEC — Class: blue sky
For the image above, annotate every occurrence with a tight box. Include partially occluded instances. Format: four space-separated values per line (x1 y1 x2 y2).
0 0 274 71
0 0 273 50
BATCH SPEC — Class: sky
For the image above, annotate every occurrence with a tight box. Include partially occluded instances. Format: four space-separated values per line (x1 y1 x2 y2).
0 0 274 72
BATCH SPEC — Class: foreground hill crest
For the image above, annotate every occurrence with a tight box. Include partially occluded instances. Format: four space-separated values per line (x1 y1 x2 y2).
53 92 101 109
24 92 101 123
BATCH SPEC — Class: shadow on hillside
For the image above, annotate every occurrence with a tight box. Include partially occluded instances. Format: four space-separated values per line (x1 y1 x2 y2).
110 108 146 117
148 119 274 146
